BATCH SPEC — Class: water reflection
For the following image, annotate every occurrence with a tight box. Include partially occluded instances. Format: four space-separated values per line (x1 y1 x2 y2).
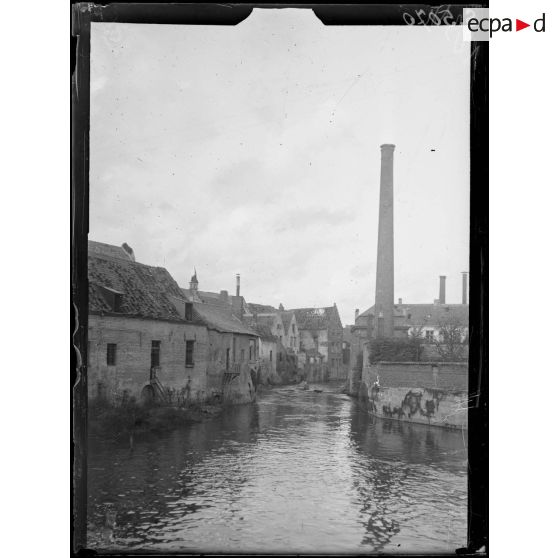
87 387 467 553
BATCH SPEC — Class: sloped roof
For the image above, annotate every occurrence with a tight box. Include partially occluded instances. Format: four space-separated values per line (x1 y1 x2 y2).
248 314 277 329
198 290 223 303
181 288 257 336
88 240 134 261
289 306 341 331
359 303 469 328
279 311 294 332
88 242 203 324
244 320 276 342
247 302 277 314
192 301 258 336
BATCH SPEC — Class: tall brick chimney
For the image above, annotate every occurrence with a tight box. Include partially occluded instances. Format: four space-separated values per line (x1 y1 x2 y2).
439 275 447 305
462 272 468 305
374 144 395 338
236 274 240 297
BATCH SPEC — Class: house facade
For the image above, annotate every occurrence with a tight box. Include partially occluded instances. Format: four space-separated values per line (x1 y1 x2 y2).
88 241 209 405
290 304 345 380
181 275 260 402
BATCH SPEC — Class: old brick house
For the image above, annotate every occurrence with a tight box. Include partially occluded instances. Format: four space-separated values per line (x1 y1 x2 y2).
88 241 209 405
181 276 260 403
290 304 345 380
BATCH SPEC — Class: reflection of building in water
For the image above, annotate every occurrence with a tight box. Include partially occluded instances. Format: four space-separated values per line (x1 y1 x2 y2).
348 410 402 550
348 408 467 551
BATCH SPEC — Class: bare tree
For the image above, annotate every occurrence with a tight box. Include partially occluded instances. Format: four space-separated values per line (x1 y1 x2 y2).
408 318 427 361
433 317 467 361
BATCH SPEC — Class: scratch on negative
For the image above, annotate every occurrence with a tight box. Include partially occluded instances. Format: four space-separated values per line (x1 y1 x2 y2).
73 299 82 389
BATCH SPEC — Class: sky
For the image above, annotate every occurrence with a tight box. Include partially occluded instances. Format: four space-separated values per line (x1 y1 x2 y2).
90 9 470 325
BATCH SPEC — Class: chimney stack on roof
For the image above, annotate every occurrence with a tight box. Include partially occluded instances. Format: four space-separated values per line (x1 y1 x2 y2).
121 242 135 262
374 143 396 338
220 290 229 303
462 272 468 305
439 275 446 305
355 308 360 322
236 274 240 297
398 298 402 305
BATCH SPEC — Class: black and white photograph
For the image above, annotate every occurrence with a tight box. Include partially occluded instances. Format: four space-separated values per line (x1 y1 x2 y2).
72 4 487 554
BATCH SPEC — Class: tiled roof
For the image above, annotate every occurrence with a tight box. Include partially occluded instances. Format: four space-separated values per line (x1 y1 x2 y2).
198 290 223 303
289 306 342 331
279 311 294 332
88 240 134 261
244 320 276 342
192 300 259 336
88 242 203 324
247 302 277 314
181 288 257 336
358 303 469 328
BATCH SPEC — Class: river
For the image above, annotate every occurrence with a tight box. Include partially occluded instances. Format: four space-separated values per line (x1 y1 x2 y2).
87 384 468 553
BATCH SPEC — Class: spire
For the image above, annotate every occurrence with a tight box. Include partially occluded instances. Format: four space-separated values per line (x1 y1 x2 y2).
189 268 198 291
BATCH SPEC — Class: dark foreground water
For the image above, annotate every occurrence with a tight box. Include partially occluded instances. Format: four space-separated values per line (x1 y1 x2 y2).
87 385 468 553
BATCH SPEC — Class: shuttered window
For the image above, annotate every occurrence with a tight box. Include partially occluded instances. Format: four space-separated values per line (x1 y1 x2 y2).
186 340 194 366
151 341 161 367
106 343 117 366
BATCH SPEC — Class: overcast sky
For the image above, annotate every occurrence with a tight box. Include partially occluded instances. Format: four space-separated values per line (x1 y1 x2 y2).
90 9 470 325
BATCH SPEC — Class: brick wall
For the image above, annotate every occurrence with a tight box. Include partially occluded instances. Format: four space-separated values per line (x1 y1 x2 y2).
205 330 259 393
365 361 468 392
88 314 209 403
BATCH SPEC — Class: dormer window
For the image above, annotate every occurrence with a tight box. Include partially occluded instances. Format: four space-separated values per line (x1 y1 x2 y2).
96 284 125 313
185 302 193 321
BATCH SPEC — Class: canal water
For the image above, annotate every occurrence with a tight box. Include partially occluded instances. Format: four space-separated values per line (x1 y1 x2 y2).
87 385 468 553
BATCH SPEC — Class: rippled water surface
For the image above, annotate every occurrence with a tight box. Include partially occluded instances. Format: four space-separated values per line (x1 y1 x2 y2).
87 385 467 553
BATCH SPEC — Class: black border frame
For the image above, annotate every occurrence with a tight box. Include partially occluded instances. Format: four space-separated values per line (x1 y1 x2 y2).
71 3 488 555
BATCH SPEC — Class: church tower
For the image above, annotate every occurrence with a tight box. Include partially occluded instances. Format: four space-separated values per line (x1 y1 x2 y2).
189 269 199 292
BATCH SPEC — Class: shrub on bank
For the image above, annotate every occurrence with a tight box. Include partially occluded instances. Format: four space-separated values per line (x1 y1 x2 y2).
88 397 221 440
367 338 423 363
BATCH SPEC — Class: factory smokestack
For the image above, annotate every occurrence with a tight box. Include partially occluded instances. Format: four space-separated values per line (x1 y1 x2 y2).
374 144 395 338
462 272 468 305
236 274 240 297
439 275 446 305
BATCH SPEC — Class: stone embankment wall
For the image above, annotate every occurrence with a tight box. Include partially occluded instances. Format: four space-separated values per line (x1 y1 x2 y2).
349 361 468 429
222 363 257 405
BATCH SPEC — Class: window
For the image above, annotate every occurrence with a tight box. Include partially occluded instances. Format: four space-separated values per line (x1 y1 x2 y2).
185 302 193 321
292 324 295 333
425 330 434 342
151 341 161 367
106 343 117 366
232 337 237 362
241 349 245 362
269 350 273 362
279 353 283 362
186 340 194 366
249 339 255 360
